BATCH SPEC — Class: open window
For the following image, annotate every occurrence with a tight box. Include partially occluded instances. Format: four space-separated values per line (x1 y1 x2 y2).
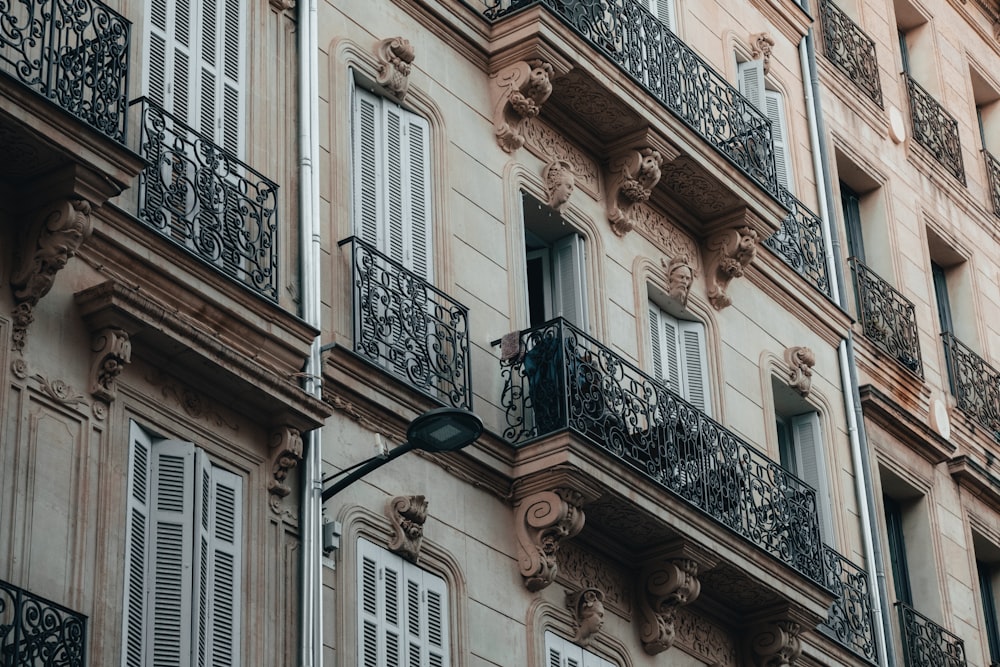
738 59 793 194
522 192 588 330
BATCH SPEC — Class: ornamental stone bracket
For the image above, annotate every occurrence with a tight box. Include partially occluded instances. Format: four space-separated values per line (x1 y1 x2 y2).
89 328 131 402
492 59 557 153
10 197 93 352
783 346 816 397
387 494 428 563
268 425 303 498
375 37 415 100
750 32 776 74
747 619 803 667
567 587 606 647
605 132 680 237
636 542 717 655
703 214 765 310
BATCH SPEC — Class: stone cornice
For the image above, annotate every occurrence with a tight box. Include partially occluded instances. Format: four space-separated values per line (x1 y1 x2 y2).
949 455 1000 514
858 383 953 464
748 0 813 43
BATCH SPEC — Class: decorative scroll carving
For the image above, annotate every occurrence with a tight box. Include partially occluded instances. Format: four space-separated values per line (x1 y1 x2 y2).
557 540 632 617
492 60 554 153
543 159 576 211
749 620 803 667
674 607 738 667
10 198 93 352
567 588 605 646
89 328 131 402
523 120 600 196
11 358 29 379
662 254 696 310
705 225 759 310
637 558 702 655
784 346 816 397
387 494 428 563
148 371 240 430
514 488 586 591
632 205 700 264
375 37 415 100
607 148 664 237
268 426 303 498
751 32 776 74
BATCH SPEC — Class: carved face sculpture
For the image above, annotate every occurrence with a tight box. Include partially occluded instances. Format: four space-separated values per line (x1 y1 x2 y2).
665 255 694 304
544 160 576 211
580 597 605 636
637 150 663 189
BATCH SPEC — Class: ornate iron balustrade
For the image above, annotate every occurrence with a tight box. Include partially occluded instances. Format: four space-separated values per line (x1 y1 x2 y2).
499 318 824 581
985 150 1000 219
0 578 87 666
764 191 833 298
904 75 966 184
822 547 878 663
340 236 472 410
849 259 923 377
896 601 967 667
941 332 1000 437
0 0 130 142
474 0 781 201
133 98 279 302
818 0 883 107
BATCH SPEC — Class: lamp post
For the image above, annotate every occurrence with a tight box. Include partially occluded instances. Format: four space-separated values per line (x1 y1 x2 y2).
321 407 484 502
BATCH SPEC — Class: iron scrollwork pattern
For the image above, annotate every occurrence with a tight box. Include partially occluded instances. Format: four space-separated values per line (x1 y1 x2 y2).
477 0 781 202
341 236 472 410
896 601 967 667
134 98 279 302
0 578 87 666
941 332 1000 438
984 150 1000 219
818 0 883 108
904 74 966 185
499 318 824 583
850 259 923 377
0 0 130 142
821 546 878 663
764 191 832 299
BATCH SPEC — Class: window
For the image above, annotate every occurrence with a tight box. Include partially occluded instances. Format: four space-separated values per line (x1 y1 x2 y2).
894 0 934 87
971 69 1000 155
352 85 433 282
840 182 865 263
738 59 792 193
648 303 710 415
121 422 243 666
544 631 616 667
357 538 448 667
883 495 914 606
522 193 587 329
145 0 245 156
978 560 1000 665
647 0 676 31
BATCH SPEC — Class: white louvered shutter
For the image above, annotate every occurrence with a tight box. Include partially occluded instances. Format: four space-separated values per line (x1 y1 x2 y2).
353 87 383 248
791 412 832 542
679 320 711 416
648 0 676 31
384 102 406 268
404 112 432 282
551 233 587 330
544 632 615 667
145 0 194 119
649 304 681 396
218 0 243 156
146 440 197 666
192 452 213 666
122 424 154 667
204 463 243 665
424 572 448 667
765 90 791 192
357 539 404 667
737 59 766 112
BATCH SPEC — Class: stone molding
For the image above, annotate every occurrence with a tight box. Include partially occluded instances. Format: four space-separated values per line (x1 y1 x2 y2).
705 224 759 310
375 37 415 100
492 59 554 153
386 494 428 563
514 487 587 592
783 346 815 397
268 425 303 498
89 327 131 402
566 587 605 646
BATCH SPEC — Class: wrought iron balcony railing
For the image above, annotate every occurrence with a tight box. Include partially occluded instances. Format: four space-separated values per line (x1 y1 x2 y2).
765 191 833 299
0 0 130 142
849 259 923 377
133 98 279 302
985 150 1000 219
499 318 823 581
0 578 87 666
818 0 883 108
904 74 966 184
896 601 967 667
941 332 1000 438
472 0 781 202
823 546 878 663
340 236 472 410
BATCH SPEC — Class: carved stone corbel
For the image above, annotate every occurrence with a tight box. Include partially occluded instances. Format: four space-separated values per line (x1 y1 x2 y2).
750 32 776 74
514 487 586 591
784 346 816 397
492 59 554 153
749 620 803 667
89 328 131 402
375 37 415 100
387 494 428 563
268 426 303 497
704 224 759 310
637 558 702 654
10 198 93 352
607 147 664 237
567 587 605 646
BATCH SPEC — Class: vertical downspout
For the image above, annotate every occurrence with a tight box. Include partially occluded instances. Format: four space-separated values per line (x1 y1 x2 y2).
298 0 323 663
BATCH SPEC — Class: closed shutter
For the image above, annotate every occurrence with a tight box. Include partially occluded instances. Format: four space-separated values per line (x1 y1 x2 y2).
679 320 711 416
791 412 832 542
405 112 432 282
765 90 792 192
353 87 383 249
122 424 154 667
737 59 766 113
649 304 681 396
543 632 615 667
145 0 195 120
648 0 676 31
424 573 448 667
204 463 243 665
551 233 587 330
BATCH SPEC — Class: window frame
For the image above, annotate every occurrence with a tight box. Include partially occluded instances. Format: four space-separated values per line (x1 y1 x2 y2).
544 631 617 667
648 301 711 416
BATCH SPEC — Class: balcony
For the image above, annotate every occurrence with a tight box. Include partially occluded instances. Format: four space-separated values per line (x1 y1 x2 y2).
0 0 130 143
941 332 1000 438
499 317 823 582
818 0 883 108
764 191 834 299
0 578 87 665
822 547 878 664
132 98 279 302
339 236 473 410
896 602 967 667
850 259 923 377
985 150 1000 219
904 74 965 184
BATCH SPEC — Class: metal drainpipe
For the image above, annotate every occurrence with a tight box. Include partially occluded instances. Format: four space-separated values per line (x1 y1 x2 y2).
298 0 323 663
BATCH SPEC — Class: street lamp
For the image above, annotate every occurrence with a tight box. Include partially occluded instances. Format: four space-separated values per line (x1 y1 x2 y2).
321 407 484 502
